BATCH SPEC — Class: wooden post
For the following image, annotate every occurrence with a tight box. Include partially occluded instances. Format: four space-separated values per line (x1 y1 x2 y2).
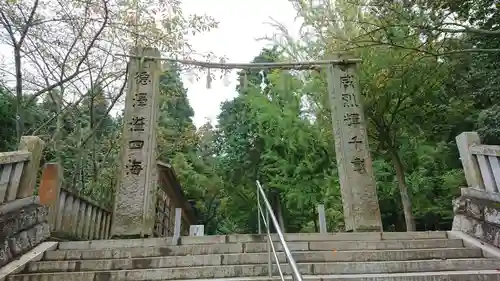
326 59 382 232
456 132 484 190
317 204 327 233
111 47 161 238
38 163 63 231
17 136 45 198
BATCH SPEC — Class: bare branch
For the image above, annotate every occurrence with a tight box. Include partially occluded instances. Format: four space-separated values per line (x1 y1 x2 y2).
18 0 39 47
25 0 110 103
0 10 16 47
78 63 128 149
433 22 500 36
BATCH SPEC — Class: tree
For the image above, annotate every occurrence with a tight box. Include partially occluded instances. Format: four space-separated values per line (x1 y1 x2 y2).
155 63 224 234
263 0 479 231
157 63 197 161
0 0 109 139
0 0 218 140
213 47 347 233
0 0 218 210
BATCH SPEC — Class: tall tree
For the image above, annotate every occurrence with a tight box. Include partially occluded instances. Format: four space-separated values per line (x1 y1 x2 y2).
157 63 197 162
156 63 223 234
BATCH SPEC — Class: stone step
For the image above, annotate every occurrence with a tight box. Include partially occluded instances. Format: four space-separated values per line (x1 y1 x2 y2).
56 232 449 250
44 239 464 261
36 247 485 272
49 238 462 260
281 272 500 281
27 248 483 272
9 271 500 281
15 259 500 279
307 239 463 251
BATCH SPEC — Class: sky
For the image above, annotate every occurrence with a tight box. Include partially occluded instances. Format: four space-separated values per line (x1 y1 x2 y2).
0 0 301 128
180 0 300 127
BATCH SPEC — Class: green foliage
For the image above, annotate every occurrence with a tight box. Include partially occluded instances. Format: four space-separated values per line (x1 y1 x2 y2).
1 0 499 235
208 0 500 231
0 83 122 207
156 64 224 234
0 92 18 151
157 64 198 161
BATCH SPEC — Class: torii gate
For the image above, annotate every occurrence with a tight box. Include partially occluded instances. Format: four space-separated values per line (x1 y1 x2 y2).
110 47 383 238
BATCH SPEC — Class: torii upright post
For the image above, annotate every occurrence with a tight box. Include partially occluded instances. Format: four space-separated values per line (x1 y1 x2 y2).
326 57 383 232
111 47 160 238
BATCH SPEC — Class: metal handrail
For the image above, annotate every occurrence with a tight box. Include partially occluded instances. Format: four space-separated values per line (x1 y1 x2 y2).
256 180 303 281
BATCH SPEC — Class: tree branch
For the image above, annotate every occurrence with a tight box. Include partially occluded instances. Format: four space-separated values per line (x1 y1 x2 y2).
26 0 110 104
77 63 128 149
18 0 39 47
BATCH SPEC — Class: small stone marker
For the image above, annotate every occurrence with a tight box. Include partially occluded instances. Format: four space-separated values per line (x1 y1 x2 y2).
172 208 182 245
189 225 205 236
326 59 382 232
317 204 327 233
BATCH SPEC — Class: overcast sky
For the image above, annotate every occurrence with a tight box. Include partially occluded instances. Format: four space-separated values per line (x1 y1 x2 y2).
180 0 300 127
0 0 301 128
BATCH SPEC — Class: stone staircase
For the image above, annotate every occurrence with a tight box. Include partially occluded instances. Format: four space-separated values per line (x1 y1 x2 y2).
7 231 500 281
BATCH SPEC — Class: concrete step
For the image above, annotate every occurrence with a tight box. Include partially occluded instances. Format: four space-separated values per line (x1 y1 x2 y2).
9 271 500 281
30 248 483 272
15 259 500 279
282 272 500 281
55 232 449 250
46 239 464 261
307 239 463 251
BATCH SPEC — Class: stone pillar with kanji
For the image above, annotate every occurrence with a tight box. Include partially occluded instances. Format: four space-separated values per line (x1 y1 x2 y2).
326 58 383 232
111 47 160 238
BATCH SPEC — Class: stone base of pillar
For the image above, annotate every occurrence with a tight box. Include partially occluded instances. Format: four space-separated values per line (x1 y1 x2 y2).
110 234 154 239
353 226 383 232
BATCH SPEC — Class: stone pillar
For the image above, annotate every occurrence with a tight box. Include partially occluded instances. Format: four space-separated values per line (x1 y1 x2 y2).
326 61 382 232
111 47 160 238
317 204 327 233
38 163 62 231
172 208 182 244
456 132 484 190
18 136 45 198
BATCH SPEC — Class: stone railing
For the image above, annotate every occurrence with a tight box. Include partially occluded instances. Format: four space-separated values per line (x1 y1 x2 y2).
457 132 500 192
0 136 47 267
453 132 500 247
155 161 196 238
31 161 198 241
38 163 112 240
0 151 30 204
